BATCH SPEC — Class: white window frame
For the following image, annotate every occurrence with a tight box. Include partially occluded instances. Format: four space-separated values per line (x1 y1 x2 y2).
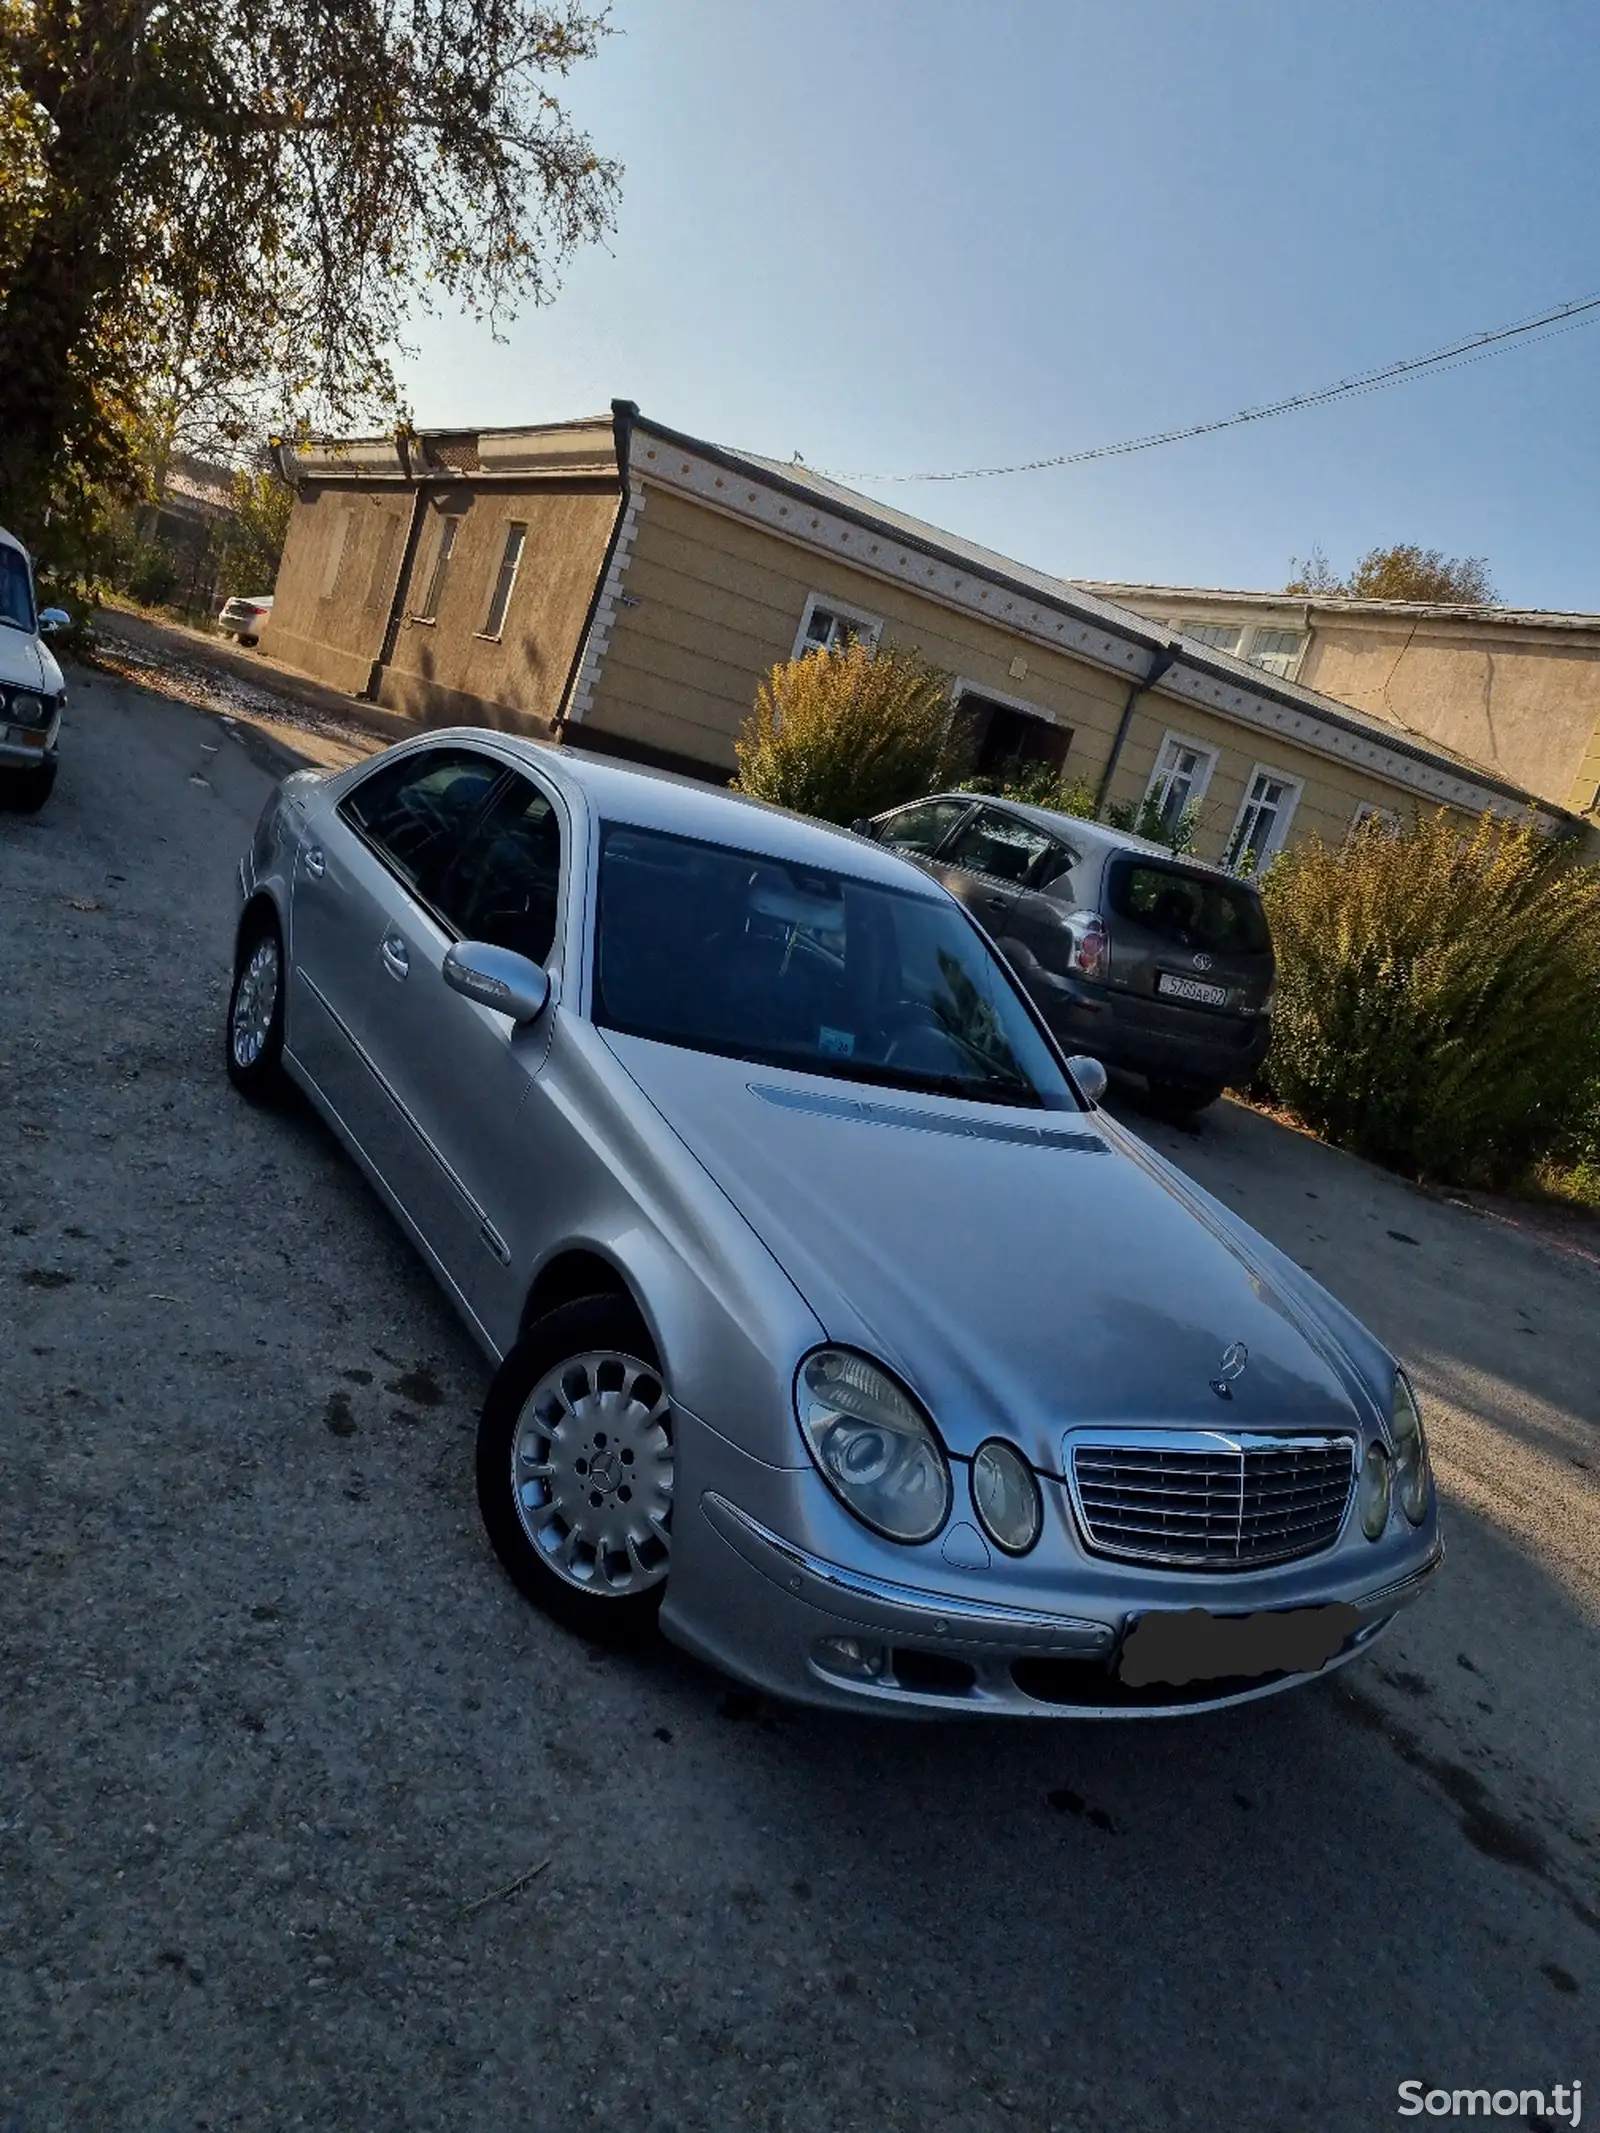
479 520 527 641
1142 729 1220 827
792 591 883 660
1349 799 1402 838
1242 626 1308 681
1225 762 1304 873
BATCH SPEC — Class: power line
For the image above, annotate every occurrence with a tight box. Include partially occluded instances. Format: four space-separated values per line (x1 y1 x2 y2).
815 291 1600 484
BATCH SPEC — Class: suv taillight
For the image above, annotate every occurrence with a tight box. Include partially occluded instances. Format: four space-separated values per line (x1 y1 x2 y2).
1068 912 1110 981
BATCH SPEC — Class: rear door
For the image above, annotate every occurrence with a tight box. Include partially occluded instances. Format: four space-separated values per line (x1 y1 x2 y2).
871 797 975 875
1101 856 1274 1014
927 804 1062 934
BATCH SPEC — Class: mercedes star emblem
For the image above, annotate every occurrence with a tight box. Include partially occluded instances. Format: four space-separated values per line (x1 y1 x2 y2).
1210 1341 1248 1399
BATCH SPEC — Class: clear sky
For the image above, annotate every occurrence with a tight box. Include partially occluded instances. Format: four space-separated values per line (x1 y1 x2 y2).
403 0 1600 611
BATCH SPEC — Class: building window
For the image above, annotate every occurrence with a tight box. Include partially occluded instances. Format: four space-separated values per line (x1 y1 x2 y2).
1349 800 1402 837
417 516 461 622
321 507 353 600
793 592 883 660
481 522 527 639
1143 731 1219 834
1180 621 1243 655
365 513 401 612
1226 765 1303 873
1178 620 1306 679
1245 628 1306 679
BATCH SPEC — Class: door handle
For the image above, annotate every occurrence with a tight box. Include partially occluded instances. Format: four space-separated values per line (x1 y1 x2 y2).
380 932 410 980
981 892 1009 911
304 845 326 880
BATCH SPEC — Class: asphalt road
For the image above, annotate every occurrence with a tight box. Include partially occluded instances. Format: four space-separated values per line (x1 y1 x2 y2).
2 667 1595 2133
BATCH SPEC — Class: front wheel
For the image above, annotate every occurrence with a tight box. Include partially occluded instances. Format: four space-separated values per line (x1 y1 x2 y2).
2 759 56 813
477 1297 673 1642
226 911 288 1100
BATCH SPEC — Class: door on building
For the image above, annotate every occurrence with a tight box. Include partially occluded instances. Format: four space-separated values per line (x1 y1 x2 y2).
958 694 1072 780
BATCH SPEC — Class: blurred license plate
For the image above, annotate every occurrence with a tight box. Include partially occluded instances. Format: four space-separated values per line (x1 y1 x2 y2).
1157 972 1227 1006
1119 1603 1361 1687
5 726 45 751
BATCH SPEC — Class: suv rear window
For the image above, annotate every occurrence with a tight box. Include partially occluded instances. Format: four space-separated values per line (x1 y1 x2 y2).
1107 860 1270 955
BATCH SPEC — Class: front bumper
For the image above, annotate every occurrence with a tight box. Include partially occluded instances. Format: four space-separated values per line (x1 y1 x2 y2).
660 1422 1444 1720
0 714 59 769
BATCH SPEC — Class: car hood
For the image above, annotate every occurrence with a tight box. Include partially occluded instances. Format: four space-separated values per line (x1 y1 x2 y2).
0 629 47 691
604 1033 1385 1469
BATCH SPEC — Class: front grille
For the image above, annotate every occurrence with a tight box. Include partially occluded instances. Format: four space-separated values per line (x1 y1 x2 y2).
1069 1432 1355 1569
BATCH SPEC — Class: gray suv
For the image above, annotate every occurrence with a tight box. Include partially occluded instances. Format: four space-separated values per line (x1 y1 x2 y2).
862 795 1275 1114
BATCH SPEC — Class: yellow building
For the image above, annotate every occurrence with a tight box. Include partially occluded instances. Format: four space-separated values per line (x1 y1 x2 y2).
1084 579 1600 824
267 405 1582 869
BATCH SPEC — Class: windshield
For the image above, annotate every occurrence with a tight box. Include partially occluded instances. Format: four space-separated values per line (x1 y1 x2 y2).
593 822 1078 1109
1107 859 1270 956
0 545 35 633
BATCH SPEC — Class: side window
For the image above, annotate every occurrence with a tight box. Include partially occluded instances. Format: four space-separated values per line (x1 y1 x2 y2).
942 806 1059 886
340 749 503 904
876 799 970 857
435 774 562 967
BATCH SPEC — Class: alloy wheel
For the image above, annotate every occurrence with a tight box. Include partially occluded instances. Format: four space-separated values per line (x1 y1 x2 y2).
231 936 280 1068
511 1351 673 1596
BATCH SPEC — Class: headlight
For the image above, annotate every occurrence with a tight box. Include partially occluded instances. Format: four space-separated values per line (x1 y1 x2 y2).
1390 1370 1431 1525
971 1439 1042 1555
6 692 47 727
796 1349 951 1543
1357 1442 1391 1539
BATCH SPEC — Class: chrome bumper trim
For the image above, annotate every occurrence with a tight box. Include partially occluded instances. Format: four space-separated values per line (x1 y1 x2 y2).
701 1491 1116 1655
1354 1534 1445 1616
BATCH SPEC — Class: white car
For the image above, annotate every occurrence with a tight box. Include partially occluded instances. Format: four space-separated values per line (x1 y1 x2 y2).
218 593 274 647
0 526 67 812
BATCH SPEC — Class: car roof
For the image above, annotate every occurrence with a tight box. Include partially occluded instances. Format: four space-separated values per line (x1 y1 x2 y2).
911 791 1259 888
0 526 28 560
419 731 952 893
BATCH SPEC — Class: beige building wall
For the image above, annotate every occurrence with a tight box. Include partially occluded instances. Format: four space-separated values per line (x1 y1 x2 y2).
581 484 1480 862
584 485 1133 776
1088 584 1600 815
269 474 620 732
377 482 618 734
270 483 411 695
1299 617 1600 813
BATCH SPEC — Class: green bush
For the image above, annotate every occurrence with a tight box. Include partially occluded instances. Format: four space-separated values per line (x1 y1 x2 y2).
733 640 968 824
957 757 1098 814
1258 811 1600 1185
1103 791 1200 856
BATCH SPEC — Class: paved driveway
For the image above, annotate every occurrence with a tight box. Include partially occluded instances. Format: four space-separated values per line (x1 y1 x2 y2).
1 668 1595 2133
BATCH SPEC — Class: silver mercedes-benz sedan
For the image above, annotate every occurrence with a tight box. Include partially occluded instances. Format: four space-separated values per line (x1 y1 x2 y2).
228 732 1441 1717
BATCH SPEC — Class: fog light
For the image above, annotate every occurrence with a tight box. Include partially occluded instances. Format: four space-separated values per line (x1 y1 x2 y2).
1357 1443 1392 1539
814 1636 888 1681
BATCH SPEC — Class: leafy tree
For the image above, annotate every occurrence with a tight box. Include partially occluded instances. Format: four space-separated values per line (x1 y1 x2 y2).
734 641 969 825
0 0 619 541
957 756 1097 815
215 467 295 591
1286 543 1497 605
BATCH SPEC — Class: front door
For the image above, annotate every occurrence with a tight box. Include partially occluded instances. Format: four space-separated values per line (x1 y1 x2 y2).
926 804 1059 935
356 768 566 1328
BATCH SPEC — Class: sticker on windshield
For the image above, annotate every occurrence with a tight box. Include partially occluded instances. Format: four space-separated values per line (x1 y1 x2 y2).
817 1025 856 1057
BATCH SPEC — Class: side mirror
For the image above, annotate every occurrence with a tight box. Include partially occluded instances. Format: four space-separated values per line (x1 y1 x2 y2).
443 941 551 1024
850 817 874 837
38 608 70 637
1064 1054 1108 1107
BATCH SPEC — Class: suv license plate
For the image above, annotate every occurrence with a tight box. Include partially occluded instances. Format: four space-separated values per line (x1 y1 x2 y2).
1119 1602 1361 1686
1157 972 1228 1007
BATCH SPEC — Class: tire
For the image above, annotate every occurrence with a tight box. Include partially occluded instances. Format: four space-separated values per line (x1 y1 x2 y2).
477 1296 673 1643
225 908 288 1101
1145 1076 1225 1118
2 759 56 813
239 634 258 648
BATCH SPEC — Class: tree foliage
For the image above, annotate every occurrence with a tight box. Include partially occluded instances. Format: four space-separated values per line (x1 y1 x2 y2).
1258 811 1600 1185
1286 542 1497 605
734 642 969 825
0 0 619 541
